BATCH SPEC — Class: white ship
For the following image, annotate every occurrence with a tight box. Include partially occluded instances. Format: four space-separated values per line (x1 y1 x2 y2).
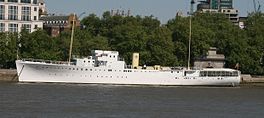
15 50 241 86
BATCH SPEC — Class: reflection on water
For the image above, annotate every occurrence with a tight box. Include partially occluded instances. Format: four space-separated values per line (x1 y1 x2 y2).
0 83 264 118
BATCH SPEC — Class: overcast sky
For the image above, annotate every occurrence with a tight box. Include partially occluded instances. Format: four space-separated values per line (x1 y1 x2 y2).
45 0 263 23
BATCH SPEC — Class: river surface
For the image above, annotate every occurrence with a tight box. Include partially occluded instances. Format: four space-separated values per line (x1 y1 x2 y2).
0 83 264 118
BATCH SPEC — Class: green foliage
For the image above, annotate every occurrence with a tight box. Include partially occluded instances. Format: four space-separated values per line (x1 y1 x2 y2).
0 32 18 68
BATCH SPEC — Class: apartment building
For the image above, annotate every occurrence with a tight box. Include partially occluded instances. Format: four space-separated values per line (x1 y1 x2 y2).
0 0 43 33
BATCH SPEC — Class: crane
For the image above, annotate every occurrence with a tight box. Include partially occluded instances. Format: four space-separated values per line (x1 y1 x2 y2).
253 0 262 13
190 0 196 15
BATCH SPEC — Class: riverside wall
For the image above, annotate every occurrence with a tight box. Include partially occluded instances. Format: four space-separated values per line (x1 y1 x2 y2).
0 69 18 82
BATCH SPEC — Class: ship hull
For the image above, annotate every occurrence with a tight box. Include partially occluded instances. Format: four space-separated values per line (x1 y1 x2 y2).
16 60 241 86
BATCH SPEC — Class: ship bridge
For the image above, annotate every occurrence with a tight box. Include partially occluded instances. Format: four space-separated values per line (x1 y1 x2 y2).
75 50 125 68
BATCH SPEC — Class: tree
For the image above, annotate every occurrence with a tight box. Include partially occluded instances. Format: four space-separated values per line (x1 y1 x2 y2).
0 32 18 68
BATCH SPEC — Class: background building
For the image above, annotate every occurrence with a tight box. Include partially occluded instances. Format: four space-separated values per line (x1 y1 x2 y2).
197 0 239 25
0 0 43 33
209 0 233 9
194 47 225 68
40 14 80 37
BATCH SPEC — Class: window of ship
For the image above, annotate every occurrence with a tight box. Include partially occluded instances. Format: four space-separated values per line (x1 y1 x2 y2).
85 69 88 71
33 0 37 4
81 68 83 71
8 0 18 2
69 68 71 70
21 0 31 3
90 69 92 71
108 69 112 72
200 71 239 77
208 71 214 77
73 68 75 70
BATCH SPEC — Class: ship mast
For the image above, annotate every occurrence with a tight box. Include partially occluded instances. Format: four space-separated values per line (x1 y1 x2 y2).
68 13 76 64
188 0 194 70
187 15 192 70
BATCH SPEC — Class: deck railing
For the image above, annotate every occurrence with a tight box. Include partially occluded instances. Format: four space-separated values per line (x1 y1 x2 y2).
21 59 75 65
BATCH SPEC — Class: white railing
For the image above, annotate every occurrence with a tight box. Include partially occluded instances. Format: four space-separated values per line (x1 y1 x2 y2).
21 59 75 65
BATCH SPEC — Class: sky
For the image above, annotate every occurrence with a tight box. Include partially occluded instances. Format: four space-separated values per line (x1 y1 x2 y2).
45 0 263 23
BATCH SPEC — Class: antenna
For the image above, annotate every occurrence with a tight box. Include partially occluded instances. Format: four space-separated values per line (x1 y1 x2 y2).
190 0 195 15
254 0 257 12
257 1 261 12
